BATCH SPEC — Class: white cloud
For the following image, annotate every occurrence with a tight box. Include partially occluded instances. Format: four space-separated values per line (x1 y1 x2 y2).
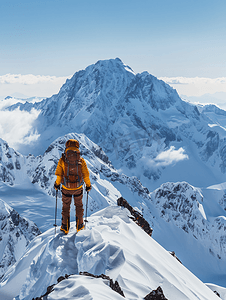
0 74 70 98
0 108 40 149
154 146 188 167
159 76 226 97
0 74 68 85
141 146 189 170
160 76 226 86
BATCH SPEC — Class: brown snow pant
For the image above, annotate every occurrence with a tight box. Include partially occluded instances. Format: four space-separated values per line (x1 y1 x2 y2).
61 187 84 228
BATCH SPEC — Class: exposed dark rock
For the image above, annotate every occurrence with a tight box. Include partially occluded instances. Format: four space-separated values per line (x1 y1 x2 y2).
57 274 70 283
201 131 219 161
213 290 221 297
144 286 168 300
32 272 125 299
31 275 70 300
91 146 112 165
117 197 153 236
169 251 182 264
80 271 125 297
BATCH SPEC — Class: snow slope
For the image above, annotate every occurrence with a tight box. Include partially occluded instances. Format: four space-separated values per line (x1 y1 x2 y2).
0 206 221 300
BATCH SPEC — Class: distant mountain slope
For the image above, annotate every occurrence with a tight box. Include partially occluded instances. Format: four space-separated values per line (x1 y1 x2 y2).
6 58 226 189
183 92 226 110
0 199 41 281
0 207 221 300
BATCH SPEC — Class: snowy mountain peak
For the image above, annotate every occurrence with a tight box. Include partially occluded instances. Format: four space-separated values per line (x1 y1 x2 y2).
85 57 135 75
59 57 135 101
5 58 226 189
4 58 189 157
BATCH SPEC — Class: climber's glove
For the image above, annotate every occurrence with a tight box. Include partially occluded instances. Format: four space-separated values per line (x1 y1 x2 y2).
86 185 92 192
54 182 60 191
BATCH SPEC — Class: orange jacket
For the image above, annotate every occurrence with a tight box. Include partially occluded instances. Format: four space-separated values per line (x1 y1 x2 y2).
55 154 91 190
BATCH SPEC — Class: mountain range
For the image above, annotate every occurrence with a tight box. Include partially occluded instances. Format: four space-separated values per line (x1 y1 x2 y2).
1 58 226 299
7 58 226 191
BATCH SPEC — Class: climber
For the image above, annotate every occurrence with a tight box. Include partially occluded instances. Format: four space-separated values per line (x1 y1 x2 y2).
54 139 92 234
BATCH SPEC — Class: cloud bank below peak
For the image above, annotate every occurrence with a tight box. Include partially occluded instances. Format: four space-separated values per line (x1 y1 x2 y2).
160 76 226 98
0 74 70 99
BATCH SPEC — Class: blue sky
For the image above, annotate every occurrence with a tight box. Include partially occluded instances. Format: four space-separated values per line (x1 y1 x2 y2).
0 0 226 98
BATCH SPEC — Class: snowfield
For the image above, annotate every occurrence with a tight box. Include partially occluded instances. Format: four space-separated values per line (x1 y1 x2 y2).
0 206 221 300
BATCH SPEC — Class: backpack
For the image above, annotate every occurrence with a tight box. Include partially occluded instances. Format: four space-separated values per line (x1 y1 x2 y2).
62 149 83 189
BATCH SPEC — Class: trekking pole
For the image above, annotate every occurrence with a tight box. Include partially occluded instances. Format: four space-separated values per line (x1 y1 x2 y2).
84 191 89 229
53 189 58 235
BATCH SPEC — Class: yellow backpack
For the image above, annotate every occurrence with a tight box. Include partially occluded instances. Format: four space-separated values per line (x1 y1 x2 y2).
62 139 83 189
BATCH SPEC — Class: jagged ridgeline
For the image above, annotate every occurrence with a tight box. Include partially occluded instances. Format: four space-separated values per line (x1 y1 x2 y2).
0 206 221 300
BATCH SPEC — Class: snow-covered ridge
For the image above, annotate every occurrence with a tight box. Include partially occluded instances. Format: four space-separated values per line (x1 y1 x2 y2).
0 207 221 300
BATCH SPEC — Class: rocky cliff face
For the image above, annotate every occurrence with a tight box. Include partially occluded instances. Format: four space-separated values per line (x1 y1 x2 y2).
0 199 41 280
152 182 226 261
0 138 24 186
